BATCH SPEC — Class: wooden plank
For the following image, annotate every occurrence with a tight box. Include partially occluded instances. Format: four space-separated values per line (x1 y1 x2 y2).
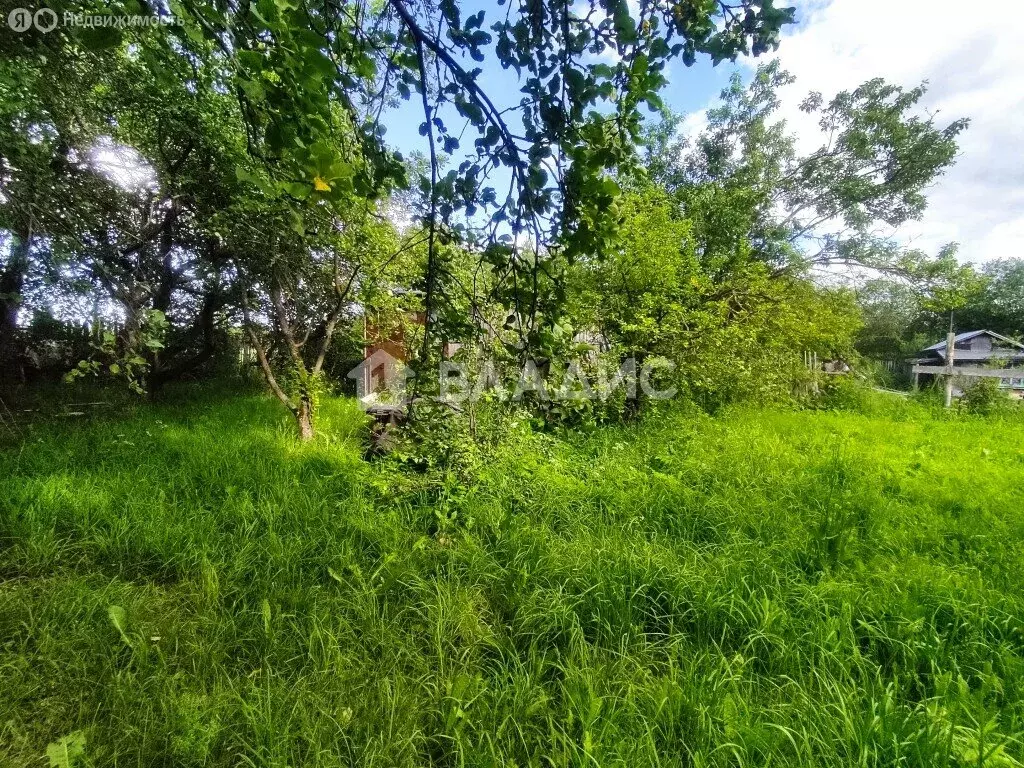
912 365 1024 378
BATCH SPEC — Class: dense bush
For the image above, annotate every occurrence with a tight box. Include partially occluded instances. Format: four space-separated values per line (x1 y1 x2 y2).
960 377 1017 416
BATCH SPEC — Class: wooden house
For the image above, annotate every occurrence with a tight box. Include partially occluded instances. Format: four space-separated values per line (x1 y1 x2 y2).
912 330 1024 397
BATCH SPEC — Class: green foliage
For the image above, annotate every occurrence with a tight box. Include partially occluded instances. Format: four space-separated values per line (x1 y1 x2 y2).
643 60 968 274
958 260 1024 338
3 389 1024 766
185 0 793 354
854 253 1024 369
583 55 973 413
572 186 699 354
960 378 1017 417
814 373 919 419
166 690 222 765
0 1 962 431
45 732 85 768
571 188 861 411
63 310 169 394
914 244 988 317
855 278 931 361
816 373 873 412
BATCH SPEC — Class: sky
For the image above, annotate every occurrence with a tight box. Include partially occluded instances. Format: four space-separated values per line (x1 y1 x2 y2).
722 0 1024 265
382 0 1024 264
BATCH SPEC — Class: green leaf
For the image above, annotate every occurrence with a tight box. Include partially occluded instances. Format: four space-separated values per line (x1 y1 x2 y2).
282 181 312 199
649 37 669 59
238 77 266 103
255 0 279 23
237 50 264 71
327 161 354 179
295 28 326 48
108 605 131 645
46 731 86 768
235 166 259 184
288 210 306 236
307 51 336 78
261 598 272 634
235 166 273 196
455 98 485 125
352 53 376 80
78 25 123 51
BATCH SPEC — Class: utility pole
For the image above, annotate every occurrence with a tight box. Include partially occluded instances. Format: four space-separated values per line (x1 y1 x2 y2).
944 312 955 408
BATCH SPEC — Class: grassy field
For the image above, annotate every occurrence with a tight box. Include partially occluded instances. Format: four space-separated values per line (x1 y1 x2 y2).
2 389 1024 766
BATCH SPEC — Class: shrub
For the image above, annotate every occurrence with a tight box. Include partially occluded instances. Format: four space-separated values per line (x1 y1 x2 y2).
816 374 922 419
816 374 872 411
960 377 1015 416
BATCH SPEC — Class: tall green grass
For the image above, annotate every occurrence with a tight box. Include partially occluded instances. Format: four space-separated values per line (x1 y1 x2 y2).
2 389 1024 766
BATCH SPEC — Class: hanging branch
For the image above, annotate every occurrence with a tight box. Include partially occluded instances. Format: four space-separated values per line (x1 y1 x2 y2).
242 294 298 415
312 260 361 375
409 21 440 368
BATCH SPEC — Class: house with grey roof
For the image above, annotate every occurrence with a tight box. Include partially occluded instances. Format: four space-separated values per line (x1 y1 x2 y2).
912 330 1024 397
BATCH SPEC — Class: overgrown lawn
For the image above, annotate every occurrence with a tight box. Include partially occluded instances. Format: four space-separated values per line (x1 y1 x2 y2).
2 391 1024 766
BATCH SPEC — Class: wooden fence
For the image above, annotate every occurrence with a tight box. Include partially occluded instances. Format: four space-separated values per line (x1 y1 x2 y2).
911 365 1024 381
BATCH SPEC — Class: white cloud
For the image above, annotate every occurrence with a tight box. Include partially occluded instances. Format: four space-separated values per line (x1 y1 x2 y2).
678 108 708 142
721 0 1024 263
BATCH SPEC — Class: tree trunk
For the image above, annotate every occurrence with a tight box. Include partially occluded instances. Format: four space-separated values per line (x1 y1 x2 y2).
623 351 645 422
296 395 314 441
148 285 220 398
0 230 31 392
